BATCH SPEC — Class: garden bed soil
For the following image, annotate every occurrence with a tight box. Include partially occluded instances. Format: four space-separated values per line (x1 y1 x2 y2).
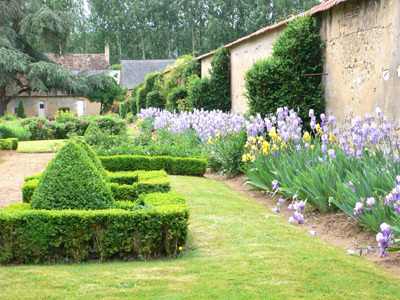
205 172 400 276
0 150 399 276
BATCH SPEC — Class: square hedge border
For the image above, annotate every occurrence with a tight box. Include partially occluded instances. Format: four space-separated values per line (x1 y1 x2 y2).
0 193 189 264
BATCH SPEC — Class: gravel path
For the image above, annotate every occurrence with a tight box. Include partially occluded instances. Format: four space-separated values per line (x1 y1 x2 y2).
0 150 55 210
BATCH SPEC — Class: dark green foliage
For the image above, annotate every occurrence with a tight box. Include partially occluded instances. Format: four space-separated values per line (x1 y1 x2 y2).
87 77 127 114
137 72 162 113
22 179 39 203
126 97 137 115
167 86 187 111
110 64 121 70
0 200 189 264
188 77 215 110
23 170 170 203
245 15 325 119
74 138 108 179
183 60 201 87
16 98 26 118
209 47 231 111
58 107 70 112
119 102 128 119
99 155 207 176
30 141 114 211
146 91 166 109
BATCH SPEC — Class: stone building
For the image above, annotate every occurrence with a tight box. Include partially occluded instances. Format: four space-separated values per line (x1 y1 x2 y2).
198 0 400 122
6 46 119 118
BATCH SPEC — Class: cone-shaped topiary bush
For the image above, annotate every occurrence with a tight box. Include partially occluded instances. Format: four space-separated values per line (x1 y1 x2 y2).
74 138 108 179
30 141 114 210
84 121 101 138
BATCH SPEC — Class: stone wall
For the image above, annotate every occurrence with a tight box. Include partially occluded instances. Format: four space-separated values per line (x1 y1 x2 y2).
7 97 101 119
199 0 400 122
320 0 400 122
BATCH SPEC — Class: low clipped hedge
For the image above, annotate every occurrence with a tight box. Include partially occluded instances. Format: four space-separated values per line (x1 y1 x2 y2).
0 138 18 150
99 155 207 176
22 171 171 203
0 192 189 264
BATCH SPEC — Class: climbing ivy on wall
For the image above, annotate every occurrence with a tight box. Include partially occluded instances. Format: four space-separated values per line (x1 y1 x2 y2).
245 15 325 121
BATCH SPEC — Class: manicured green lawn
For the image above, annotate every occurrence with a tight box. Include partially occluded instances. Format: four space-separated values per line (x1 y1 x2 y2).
0 176 399 299
17 140 66 153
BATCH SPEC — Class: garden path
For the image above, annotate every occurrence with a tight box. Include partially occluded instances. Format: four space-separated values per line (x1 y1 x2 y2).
0 150 55 210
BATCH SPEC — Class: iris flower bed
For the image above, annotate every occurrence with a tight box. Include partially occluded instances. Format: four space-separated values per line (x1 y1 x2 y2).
137 106 400 257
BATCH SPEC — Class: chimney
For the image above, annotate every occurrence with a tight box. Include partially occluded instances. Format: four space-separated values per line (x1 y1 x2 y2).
104 45 110 64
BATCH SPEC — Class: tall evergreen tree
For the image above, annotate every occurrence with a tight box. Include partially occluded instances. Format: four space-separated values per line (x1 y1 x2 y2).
0 0 112 116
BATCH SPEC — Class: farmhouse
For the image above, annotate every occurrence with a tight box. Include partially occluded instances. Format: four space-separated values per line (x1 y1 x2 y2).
6 46 119 118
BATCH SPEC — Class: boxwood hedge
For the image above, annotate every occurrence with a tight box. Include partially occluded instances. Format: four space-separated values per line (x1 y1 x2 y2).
99 155 207 176
0 192 189 264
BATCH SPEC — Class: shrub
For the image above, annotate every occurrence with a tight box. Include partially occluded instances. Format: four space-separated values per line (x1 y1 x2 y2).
0 122 30 141
245 15 324 120
23 170 170 203
54 109 76 123
167 86 187 111
99 155 207 176
137 72 162 113
16 98 26 118
126 97 137 115
110 64 121 70
0 139 13 150
84 120 101 138
58 107 70 112
119 102 128 119
183 59 201 87
209 47 231 112
206 131 247 178
92 115 127 135
187 77 214 111
30 141 114 210
74 138 108 179
0 200 189 264
146 91 165 109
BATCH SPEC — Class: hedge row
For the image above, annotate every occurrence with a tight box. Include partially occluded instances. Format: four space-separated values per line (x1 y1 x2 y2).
0 138 18 150
99 155 207 176
0 192 189 264
22 172 171 203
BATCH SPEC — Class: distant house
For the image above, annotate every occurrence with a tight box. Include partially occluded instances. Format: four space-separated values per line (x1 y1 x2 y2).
121 59 176 89
6 46 120 118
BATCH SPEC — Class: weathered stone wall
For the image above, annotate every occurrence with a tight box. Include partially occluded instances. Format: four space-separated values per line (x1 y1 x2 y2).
320 0 400 122
229 27 285 112
199 0 400 122
7 97 101 118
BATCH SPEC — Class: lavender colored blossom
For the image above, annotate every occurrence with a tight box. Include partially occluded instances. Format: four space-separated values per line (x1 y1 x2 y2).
308 230 317 236
272 207 280 213
272 180 279 190
347 249 355 255
366 197 376 210
277 198 286 207
328 149 336 159
376 223 392 257
349 181 355 192
353 202 364 217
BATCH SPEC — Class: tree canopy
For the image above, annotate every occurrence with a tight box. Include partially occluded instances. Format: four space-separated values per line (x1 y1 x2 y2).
0 0 114 116
23 0 320 65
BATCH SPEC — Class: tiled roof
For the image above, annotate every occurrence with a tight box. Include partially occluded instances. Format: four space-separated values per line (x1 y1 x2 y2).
46 53 109 71
121 59 177 89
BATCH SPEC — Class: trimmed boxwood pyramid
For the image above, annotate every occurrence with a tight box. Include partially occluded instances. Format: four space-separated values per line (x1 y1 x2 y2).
30 140 114 210
75 138 108 179
84 120 101 137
